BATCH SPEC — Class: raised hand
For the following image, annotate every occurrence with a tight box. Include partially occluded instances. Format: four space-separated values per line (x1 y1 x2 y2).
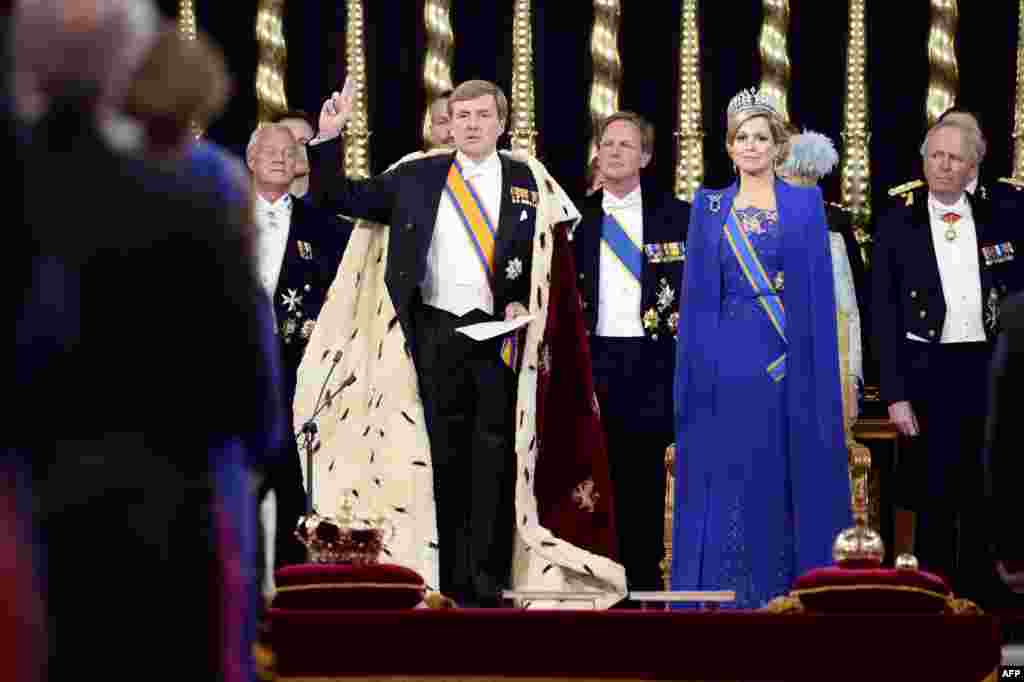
317 77 355 142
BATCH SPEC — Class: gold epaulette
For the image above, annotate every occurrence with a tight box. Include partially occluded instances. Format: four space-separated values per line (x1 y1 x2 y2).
997 176 1024 191
887 179 925 197
887 179 925 206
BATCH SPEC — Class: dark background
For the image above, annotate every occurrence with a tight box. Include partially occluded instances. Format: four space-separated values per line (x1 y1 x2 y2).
156 0 1020 211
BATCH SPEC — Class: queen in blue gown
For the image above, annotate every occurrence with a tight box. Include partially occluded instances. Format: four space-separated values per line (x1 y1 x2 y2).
671 89 851 608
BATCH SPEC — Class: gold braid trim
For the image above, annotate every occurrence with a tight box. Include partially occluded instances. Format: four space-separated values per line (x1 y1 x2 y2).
792 583 949 603
275 582 425 593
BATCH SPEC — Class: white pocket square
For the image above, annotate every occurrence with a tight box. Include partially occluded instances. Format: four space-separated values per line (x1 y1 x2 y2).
905 331 930 343
520 209 528 222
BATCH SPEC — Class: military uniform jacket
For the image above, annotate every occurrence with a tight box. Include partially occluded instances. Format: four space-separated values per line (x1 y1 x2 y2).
872 190 1022 403
274 196 353 394
574 184 690 341
310 143 539 346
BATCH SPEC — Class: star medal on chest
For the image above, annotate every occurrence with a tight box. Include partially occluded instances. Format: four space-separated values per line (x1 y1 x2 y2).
506 257 524 281
281 288 303 312
656 277 675 311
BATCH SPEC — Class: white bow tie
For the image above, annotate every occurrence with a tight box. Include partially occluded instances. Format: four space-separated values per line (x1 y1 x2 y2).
603 194 641 212
462 167 490 181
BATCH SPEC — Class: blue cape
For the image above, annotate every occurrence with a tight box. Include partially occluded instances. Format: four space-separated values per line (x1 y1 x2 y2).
672 178 850 578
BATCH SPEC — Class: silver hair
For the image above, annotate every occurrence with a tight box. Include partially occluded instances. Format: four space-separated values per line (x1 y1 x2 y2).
12 0 159 113
777 130 839 179
920 117 985 165
246 123 296 159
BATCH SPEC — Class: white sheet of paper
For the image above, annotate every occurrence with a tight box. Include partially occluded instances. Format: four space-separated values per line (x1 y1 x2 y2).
456 315 535 341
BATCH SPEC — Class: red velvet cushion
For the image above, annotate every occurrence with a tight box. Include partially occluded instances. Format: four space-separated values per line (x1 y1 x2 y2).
273 563 425 610
792 567 951 614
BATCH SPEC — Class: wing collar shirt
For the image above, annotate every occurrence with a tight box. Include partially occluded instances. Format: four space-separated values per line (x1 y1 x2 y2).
927 192 985 343
254 192 293 301
422 150 502 317
596 185 645 337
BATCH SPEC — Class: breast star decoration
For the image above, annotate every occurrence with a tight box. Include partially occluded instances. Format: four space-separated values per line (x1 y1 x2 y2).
506 257 523 281
281 288 304 312
656 277 676 311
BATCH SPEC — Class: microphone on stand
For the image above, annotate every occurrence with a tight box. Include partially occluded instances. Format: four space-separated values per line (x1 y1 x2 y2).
296 350 356 515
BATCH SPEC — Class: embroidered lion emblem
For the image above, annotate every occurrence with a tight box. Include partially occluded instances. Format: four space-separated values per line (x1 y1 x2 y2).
572 478 600 513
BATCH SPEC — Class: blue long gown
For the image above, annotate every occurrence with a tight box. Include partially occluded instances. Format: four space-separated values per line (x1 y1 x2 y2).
674 206 796 608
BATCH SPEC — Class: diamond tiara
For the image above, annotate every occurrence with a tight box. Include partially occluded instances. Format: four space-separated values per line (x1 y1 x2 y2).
727 88 779 118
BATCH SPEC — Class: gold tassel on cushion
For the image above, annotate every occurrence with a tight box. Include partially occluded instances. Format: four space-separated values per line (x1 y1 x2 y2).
422 591 458 609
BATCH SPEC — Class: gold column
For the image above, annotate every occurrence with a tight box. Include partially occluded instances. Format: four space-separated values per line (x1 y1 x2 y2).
840 0 872 225
925 0 959 126
343 0 370 179
674 0 704 202
758 0 791 121
177 0 203 139
177 0 197 41
255 0 288 123
422 0 454 149
1013 0 1024 178
509 0 538 158
588 0 622 162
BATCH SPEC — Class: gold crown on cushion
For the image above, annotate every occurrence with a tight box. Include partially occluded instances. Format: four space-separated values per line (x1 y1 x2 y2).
294 492 395 565
727 88 779 119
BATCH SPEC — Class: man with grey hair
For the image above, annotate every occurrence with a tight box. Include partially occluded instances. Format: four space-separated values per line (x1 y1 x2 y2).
872 115 1023 600
890 108 990 206
246 123 352 590
11 0 159 141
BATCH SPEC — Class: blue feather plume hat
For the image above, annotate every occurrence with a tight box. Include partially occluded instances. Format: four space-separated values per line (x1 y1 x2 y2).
778 130 839 179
